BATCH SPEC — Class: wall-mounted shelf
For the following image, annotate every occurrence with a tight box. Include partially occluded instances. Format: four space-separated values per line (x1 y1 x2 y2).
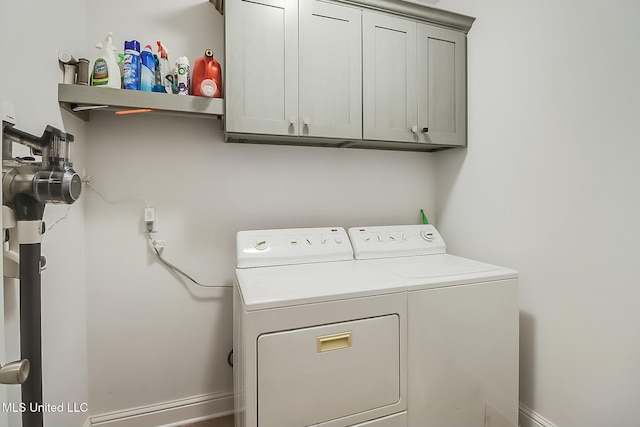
58 84 224 121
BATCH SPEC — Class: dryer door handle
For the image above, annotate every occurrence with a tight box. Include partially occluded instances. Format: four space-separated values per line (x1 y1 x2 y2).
317 332 352 353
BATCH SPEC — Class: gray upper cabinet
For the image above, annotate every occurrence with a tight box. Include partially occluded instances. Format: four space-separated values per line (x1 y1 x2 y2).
225 0 298 136
299 0 362 140
417 24 467 147
226 0 361 140
363 12 467 147
363 11 417 143
224 0 474 151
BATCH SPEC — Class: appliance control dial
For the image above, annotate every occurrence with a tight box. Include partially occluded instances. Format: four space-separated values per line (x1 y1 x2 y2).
420 231 434 242
255 240 269 251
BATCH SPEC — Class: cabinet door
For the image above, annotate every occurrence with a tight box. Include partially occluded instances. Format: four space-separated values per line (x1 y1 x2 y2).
299 0 362 140
225 0 298 135
363 11 417 143
417 25 467 146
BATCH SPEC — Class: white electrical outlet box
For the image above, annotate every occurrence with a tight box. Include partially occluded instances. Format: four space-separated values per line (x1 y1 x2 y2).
144 207 158 232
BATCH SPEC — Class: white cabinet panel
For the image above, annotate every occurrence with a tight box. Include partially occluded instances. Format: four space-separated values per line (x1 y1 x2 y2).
363 11 417 143
408 280 519 427
418 25 467 146
299 0 362 139
225 0 298 135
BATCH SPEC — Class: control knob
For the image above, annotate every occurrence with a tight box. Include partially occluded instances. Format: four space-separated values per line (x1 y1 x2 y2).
420 231 434 242
254 240 269 251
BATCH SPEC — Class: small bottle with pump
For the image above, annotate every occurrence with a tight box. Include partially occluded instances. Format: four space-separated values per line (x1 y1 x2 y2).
91 32 121 88
123 40 141 90
140 45 156 92
192 49 222 98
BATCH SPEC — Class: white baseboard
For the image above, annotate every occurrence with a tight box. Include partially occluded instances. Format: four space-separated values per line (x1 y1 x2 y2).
88 396 552 427
519 403 558 427
89 391 234 427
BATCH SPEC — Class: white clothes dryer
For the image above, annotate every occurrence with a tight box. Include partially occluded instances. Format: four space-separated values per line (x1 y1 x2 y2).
348 225 520 427
234 227 408 427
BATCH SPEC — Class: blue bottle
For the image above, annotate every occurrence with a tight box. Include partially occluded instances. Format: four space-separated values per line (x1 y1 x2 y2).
140 45 156 92
123 40 141 90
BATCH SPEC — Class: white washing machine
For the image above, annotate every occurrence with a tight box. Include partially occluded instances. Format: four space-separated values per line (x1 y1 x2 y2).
348 225 520 427
234 227 408 427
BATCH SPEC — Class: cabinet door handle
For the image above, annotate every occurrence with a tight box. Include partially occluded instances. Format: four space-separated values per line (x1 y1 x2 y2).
411 125 418 134
303 118 310 126
422 127 429 133
289 116 297 125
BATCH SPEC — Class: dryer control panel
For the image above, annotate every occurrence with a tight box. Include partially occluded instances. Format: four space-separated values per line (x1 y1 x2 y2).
348 225 446 260
237 227 353 268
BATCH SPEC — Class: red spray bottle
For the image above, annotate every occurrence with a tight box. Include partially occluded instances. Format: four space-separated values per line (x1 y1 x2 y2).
192 49 222 98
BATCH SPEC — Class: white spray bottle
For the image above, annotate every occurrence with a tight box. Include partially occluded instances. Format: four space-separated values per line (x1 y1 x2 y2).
91 32 121 88
156 41 172 94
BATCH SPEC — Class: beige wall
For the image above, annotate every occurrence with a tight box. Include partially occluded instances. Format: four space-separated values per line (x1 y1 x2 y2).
1 0 89 426
436 0 640 426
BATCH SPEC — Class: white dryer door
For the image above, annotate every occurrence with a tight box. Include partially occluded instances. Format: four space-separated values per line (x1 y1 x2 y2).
257 315 400 427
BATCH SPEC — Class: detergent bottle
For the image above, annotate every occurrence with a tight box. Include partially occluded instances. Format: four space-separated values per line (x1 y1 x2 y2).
156 41 171 93
192 49 222 98
91 32 121 88
140 45 156 92
122 40 141 90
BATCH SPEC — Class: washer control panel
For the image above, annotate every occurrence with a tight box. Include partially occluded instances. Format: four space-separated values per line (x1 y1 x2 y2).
348 225 446 260
237 227 353 268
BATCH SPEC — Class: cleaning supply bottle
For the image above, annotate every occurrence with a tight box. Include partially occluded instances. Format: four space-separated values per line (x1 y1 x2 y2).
152 52 163 92
140 45 156 92
156 41 171 93
122 40 141 90
420 209 430 224
168 64 178 94
192 49 222 98
176 56 190 95
117 53 125 88
91 32 121 88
